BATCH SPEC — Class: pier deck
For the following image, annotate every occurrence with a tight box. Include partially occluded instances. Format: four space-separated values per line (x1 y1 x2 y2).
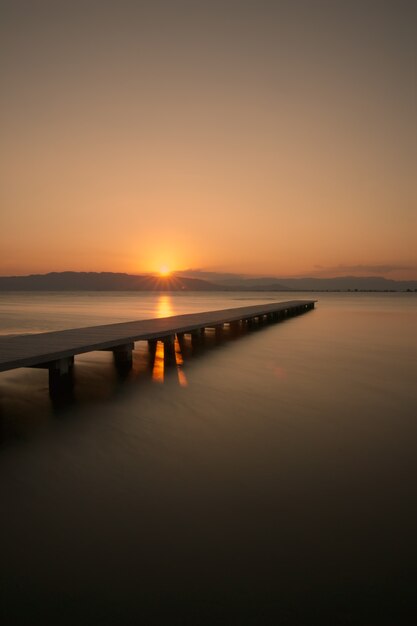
0 300 315 390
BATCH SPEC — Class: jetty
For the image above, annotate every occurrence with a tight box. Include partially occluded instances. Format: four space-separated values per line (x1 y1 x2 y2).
0 300 315 393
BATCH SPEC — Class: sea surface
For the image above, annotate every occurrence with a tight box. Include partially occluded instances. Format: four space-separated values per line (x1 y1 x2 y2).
1 291 417 625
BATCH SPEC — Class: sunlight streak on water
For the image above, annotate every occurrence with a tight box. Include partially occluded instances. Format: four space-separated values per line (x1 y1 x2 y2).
156 294 174 318
151 341 164 383
174 336 188 387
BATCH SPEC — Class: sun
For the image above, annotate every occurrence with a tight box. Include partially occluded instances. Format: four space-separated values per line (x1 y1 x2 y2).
159 265 171 277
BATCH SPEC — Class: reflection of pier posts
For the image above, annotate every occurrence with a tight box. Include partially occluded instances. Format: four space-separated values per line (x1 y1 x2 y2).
163 335 176 364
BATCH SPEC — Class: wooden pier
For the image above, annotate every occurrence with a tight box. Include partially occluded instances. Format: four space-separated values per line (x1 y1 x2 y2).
0 300 315 393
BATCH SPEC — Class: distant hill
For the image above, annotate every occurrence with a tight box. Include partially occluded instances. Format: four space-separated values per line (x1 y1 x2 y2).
216 277 290 290
218 276 417 291
274 276 417 291
1 271 416 292
179 270 289 291
180 270 417 291
0 272 221 291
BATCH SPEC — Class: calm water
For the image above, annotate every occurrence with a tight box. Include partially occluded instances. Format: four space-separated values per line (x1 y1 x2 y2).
1 292 417 625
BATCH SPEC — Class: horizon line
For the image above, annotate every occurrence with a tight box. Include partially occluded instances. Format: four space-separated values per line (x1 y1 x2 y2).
1 270 417 282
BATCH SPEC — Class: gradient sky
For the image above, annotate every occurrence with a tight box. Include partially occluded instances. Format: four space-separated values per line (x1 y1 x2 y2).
1 0 416 278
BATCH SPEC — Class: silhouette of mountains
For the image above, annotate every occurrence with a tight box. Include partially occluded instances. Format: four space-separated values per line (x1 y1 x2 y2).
0 272 220 291
216 275 417 291
0 271 416 291
180 270 417 291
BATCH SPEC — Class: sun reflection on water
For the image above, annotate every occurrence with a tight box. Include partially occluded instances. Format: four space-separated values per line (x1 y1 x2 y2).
175 336 187 386
151 334 188 387
174 336 184 366
177 369 188 387
156 295 174 319
151 297 188 385
151 341 164 383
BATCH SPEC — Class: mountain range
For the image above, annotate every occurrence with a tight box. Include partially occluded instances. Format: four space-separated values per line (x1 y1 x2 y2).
0 272 219 292
0 271 416 291
179 270 417 291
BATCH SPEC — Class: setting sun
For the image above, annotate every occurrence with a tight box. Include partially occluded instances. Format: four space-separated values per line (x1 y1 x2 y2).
159 266 171 277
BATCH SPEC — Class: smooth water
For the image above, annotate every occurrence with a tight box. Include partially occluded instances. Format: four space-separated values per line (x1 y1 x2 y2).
1 292 417 625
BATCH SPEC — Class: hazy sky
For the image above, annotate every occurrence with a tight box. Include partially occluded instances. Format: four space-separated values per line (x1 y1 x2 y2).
1 0 416 278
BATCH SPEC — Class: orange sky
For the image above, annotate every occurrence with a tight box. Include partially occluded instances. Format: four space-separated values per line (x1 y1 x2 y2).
1 1 416 280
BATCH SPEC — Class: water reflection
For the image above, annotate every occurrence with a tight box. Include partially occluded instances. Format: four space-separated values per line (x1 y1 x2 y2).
156 294 174 318
175 337 188 387
151 341 165 383
151 336 188 387
0 302 289 442
177 369 188 387
174 336 184 366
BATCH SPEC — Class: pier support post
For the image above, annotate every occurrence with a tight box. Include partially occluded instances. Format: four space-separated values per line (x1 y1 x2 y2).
163 335 176 365
214 324 223 340
111 343 134 368
176 332 187 355
148 339 157 357
230 320 240 335
191 329 203 349
147 339 157 371
48 357 74 395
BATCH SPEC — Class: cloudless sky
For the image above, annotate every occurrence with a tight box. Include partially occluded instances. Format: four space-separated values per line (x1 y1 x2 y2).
1 0 416 278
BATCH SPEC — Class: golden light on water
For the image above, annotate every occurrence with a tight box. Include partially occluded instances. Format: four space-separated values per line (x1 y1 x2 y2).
174 337 184 366
177 369 188 388
152 296 187 384
175 336 188 387
156 295 174 319
151 332 188 387
151 341 164 383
